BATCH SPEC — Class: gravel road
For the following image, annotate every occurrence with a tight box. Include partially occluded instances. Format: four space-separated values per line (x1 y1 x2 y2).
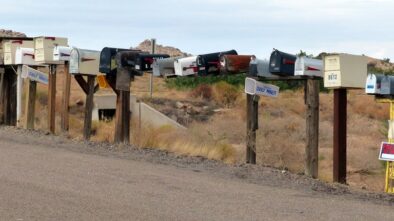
1 126 394 221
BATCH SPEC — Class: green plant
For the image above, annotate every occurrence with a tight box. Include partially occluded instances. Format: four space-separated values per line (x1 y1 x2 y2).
213 81 240 107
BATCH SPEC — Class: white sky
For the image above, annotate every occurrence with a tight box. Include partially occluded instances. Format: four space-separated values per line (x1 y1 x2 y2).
1 0 393 60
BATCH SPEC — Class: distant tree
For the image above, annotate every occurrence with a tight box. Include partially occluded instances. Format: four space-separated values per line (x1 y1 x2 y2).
383 58 391 63
297 50 314 58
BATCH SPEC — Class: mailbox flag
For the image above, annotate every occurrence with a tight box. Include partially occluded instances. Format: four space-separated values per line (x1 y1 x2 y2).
245 77 279 98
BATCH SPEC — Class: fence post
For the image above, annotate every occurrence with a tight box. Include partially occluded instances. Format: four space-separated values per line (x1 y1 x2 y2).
333 88 347 183
246 94 258 164
305 78 319 178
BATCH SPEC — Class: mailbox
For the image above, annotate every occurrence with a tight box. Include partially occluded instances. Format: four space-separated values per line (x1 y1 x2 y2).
69 48 101 75
220 55 252 74
99 47 140 76
380 76 394 95
365 73 384 94
152 57 180 77
135 54 170 72
3 39 34 65
197 50 238 75
323 53 367 89
34 36 68 63
15 48 36 65
53 46 72 61
294 56 323 77
174 56 198 76
269 49 296 76
248 56 272 77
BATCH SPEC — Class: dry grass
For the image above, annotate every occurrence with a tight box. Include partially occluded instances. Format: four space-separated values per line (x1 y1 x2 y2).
212 81 240 108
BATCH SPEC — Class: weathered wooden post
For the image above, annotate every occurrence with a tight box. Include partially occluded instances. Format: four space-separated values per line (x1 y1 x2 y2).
149 38 156 98
246 94 258 164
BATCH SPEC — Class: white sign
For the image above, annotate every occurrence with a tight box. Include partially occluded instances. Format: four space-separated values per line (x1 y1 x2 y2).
379 142 394 161
21 65 48 85
245 77 279 98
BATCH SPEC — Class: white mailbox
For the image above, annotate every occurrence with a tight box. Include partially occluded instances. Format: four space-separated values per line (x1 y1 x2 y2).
3 39 34 65
34 37 68 63
69 48 100 75
381 76 394 95
174 56 198 76
294 56 323 77
15 48 36 65
255 59 273 77
324 53 367 89
152 57 180 77
365 73 384 94
53 46 72 61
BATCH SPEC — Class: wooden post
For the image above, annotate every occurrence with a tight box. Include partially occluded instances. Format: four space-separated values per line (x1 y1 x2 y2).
25 80 37 129
9 69 17 126
83 75 95 140
48 65 57 134
61 62 71 132
149 38 156 98
16 65 23 127
122 91 130 143
333 88 347 183
114 90 124 143
2 71 10 125
0 69 4 124
246 94 258 164
305 78 319 178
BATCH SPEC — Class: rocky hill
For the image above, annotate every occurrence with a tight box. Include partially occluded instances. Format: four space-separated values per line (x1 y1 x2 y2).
134 39 190 57
0 29 26 37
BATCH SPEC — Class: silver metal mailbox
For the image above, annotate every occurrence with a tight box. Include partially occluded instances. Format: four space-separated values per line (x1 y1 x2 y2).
34 36 68 64
152 57 181 77
53 46 72 61
15 47 36 65
380 75 394 95
365 73 384 94
69 48 101 75
294 56 323 77
3 39 34 65
174 56 198 76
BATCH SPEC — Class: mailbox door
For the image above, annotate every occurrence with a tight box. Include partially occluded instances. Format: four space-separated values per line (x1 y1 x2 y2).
69 49 80 74
78 49 100 75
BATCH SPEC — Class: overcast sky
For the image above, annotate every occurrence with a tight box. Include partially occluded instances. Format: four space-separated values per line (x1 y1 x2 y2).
1 0 393 60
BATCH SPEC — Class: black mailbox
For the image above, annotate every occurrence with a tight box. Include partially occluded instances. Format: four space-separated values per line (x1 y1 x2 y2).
135 54 170 72
117 51 144 76
196 49 237 75
269 49 296 76
99 47 141 76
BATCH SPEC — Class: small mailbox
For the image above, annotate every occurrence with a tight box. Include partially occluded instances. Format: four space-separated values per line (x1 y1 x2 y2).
365 73 384 94
249 56 272 77
69 48 101 75
3 39 34 65
197 50 238 75
99 47 139 76
220 55 252 74
269 49 296 76
34 36 68 63
323 53 368 89
294 56 323 77
53 46 72 61
380 75 394 95
174 56 198 76
15 48 36 65
135 54 170 72
152 57 180 77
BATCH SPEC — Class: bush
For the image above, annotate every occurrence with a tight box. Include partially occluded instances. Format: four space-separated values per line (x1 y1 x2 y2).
213 81 240 107
190 84 213 100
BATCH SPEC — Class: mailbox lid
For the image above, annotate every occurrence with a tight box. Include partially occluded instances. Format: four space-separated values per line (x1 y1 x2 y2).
294 56 323 77
365 73 384 94
220 55 252 73
53 46 72 61
269 49 296 76
69 48 101 75
15 47 36 65
174 56 198 76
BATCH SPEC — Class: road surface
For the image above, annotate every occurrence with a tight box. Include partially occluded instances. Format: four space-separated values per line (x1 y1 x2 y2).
0 128 393 221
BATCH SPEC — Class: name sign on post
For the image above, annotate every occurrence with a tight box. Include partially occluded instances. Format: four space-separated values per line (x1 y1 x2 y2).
244 77 279 98
21 65 48 85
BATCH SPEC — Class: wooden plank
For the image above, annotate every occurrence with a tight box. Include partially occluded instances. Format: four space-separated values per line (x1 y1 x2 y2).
246 94 258 164
48 65 57 134
333 88 347 183
2 71 10 125
9 70 17 126
74 75 89 95
61 62 71 132
0 70 4 124
16 65 23 127
114 90 123 143
255 75 322 81
25 80 37 129
305 79 319 178
122 91 130 144
83 75 95 140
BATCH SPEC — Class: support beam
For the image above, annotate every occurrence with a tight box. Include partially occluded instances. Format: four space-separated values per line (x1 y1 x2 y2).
61 62 71 132
305 79 319 178
48 65 57 134
16 65 23 127
333 88 347 183
83 75 95 140
25 80 37 129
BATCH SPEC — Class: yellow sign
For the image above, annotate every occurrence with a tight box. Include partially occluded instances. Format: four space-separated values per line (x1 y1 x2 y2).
97 75 110 89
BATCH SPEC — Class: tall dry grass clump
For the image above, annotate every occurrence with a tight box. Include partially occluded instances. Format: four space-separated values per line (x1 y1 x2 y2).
190 84 213 100
212 81 240 107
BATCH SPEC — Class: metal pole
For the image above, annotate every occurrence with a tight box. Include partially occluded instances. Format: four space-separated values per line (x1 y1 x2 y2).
333 88 347 183
149 38 156 98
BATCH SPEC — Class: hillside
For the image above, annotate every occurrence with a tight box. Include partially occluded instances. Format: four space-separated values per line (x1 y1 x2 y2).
134 39 191 57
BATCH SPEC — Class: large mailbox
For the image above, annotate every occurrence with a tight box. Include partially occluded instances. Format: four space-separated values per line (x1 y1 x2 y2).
135 54 170 72
174 56 198 76
152 57 180 77
3 39 34 65
249 58 272 77
15 48 36 65
365 73 384 94
323 53 367 89
381 75 394 95
69 48 101 75
34 37 68 63
294 56 323 77
220 55 252 74
99 47 136 76
53 46 72 61
269 49 296 76
197 50 238 75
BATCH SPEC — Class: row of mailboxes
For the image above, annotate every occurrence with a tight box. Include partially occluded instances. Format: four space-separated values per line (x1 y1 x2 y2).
365 74 394 95
196 50 238 75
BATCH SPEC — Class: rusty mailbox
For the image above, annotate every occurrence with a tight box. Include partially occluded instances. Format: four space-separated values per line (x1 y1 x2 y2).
220 54 252 74
197 50 238 75
269 49 297 76
34 36 68 64
69 48 101 75
3 39 34 65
